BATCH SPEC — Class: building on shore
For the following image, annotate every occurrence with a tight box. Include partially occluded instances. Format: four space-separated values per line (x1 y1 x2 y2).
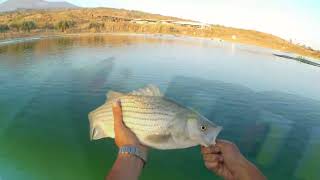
171 21 210 29
130 19 157 25
130 19 210 29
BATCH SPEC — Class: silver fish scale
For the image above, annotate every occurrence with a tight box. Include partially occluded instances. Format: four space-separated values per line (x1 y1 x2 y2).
120 96 179 135
90 95 184 136
121 95 179 111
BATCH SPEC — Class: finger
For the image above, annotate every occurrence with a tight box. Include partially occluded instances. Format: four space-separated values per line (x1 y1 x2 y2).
214 164 227 177
216 139 232 146
216 139 238 153
203 154 224 162
216 139 232 150
201 146 214 154
212 145 221 153
112 100 124 131
201 146 211 154
201 145 221 154
205 161 219 169
204 154 223 162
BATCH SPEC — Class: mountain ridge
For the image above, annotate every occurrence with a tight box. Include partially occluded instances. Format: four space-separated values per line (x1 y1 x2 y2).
0 0 78 12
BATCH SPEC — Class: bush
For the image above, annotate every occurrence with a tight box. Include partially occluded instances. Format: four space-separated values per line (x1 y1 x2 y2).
89 22 105 31
0 24 9 33
9 22 21 31
56 20 76 32
44 22 54 30
296 56 306 62
21 21 37 32
168 26 180 33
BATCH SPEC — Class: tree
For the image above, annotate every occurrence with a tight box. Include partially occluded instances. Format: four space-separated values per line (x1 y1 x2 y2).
56 20 76 32
21 21 37 32
9 22 21 31
0 24 9 33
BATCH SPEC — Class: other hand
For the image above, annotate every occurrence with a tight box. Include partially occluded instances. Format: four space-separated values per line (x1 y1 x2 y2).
201 139 266 180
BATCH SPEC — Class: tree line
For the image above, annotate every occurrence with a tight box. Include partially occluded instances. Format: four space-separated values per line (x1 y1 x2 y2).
0 20 77 33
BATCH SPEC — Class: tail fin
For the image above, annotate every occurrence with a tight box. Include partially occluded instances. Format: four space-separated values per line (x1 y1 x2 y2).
88 107 115 140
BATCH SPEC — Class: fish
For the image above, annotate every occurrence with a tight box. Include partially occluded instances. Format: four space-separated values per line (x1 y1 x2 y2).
88 85 222 150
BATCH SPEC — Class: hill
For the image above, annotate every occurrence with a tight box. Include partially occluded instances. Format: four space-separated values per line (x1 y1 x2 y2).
0 0 78 12
0 8 319 60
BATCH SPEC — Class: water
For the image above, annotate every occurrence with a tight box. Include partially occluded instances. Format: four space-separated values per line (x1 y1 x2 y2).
0 34 319 180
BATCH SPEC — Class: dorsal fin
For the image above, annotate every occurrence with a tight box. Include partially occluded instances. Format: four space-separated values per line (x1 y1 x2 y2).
130 84 163 96
106 91 124 101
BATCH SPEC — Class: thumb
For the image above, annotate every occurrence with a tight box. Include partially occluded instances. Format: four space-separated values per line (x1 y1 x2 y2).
112 99 125 131
216 139 231 149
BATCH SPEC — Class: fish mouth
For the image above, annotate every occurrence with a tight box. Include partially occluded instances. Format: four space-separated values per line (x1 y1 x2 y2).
202 126 223 147
211 126 222 144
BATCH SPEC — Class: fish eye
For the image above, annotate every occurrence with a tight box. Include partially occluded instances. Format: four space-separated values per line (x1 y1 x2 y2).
200 125 207 131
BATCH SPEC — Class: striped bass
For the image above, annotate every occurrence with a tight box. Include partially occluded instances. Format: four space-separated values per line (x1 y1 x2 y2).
89 85 222 150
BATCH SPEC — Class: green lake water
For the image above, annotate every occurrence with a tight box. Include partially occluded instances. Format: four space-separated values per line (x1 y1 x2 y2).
0 34 319 180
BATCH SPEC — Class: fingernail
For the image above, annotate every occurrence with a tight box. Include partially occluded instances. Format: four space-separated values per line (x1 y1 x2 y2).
113 100 120 107
219 156 223 161
214 146 221 152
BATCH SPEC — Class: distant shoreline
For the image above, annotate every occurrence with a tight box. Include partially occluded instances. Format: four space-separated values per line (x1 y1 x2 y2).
0 8 319 60
1 31 319 62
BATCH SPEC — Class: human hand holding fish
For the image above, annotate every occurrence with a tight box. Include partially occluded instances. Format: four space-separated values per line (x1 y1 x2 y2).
201 140 266 180
106 100 147 180
112 99 148 153
91 85 266 180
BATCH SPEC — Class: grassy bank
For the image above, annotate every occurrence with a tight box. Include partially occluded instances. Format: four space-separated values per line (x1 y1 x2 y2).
0 8 319 60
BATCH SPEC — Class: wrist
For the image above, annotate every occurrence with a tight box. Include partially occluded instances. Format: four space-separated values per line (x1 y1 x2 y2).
118 143 148 152
233 157 261 180
117 153 144 164
118 145 148 165
227 155 250 178
108 147 146 180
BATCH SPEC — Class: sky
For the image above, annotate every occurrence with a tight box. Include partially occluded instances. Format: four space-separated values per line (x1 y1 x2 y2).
1 0 319 49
